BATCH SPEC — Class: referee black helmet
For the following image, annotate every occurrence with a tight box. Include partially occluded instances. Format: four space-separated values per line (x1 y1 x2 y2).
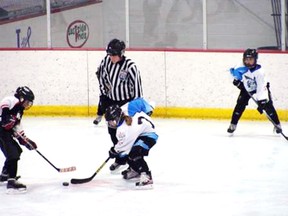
106 39 126 57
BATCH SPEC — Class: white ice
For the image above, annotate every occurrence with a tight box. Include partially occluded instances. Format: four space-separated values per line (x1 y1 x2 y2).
1 117 288 216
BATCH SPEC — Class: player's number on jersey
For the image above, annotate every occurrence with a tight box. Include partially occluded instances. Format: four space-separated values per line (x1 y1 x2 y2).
138 116 155 128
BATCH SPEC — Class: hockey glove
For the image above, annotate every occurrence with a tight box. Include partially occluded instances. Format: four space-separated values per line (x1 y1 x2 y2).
232 79 244 90
108 147 119 159
230 67 248 80
1 115 17 130
257 100 268 114
15 131 37 150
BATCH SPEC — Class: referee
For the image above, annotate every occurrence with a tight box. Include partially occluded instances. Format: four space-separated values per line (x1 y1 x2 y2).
94 38 143 171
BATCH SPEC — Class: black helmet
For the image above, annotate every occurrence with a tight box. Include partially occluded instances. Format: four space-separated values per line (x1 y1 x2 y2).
105 105 123 128
243 48 258 68
243 48 258 59
15 86 35 101
106 39 125 57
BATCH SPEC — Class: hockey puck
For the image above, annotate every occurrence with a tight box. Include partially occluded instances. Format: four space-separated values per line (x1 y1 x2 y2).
62 182 69 186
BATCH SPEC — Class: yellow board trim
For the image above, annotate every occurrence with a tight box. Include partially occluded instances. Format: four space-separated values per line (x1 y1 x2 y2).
25 105 288 121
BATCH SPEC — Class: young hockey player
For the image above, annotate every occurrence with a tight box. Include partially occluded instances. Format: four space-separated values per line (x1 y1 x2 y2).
227 48 282 134
0 86 37 193
94 38 144 171
105 104 158 188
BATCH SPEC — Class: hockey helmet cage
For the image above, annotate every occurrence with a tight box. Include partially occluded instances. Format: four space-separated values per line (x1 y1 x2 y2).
106 39 126 57
243 48 258 68
15 86 35 102
105 105 123 128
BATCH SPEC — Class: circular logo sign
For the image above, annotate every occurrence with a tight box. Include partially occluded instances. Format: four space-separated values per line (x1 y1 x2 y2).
67 20 89 48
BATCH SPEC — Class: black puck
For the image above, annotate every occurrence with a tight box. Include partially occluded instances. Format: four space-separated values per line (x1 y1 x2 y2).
62 182 69 186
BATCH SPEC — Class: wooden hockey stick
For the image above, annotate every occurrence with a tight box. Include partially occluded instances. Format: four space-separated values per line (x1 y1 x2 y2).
246 91 288 141
35 150 76 173
15 131 76 172
70 157 110 184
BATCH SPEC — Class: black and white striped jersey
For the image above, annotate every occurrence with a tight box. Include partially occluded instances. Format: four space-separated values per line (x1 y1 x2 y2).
97 55 143 101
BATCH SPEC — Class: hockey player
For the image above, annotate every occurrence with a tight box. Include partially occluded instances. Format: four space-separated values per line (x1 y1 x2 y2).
94 38 143 171
105 105 158 188
0 86 37 193
227 48 282 134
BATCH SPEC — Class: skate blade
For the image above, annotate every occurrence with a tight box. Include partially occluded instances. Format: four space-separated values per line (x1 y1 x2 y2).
6 188 27 195
227 132 234 137
135 183 153 190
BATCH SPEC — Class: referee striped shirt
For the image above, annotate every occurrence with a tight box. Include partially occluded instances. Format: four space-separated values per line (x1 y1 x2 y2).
97 55 143 101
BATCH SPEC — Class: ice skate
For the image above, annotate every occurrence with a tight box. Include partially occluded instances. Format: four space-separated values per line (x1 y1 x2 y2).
135 171 153 189
0 172 8 183
109 162 121 171
1 172 21 184
227 124 237 134
6 178 27 194
122 167 140 180
93 115 102 125
274 124 282 134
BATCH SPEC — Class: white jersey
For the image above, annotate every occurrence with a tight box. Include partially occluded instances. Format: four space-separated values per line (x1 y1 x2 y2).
0 96 19 117
241 64 268 101
231 63 269 101
114 112 157 155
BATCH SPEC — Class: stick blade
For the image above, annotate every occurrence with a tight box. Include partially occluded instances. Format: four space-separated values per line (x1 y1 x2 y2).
70 177 93 184
59 166 76 173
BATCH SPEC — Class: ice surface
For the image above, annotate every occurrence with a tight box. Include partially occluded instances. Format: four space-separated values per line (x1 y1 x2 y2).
0 117 288 216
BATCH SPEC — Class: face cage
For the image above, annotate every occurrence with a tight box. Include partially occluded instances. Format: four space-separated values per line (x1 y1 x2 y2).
243 57 256 69
23 100 33 110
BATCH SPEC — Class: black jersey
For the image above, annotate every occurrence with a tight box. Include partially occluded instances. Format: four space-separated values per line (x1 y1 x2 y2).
0 96 24 131
97 55 143 101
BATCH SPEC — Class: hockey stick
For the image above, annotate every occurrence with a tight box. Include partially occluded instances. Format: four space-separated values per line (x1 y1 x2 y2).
35 150 76 173
70 157 110 184
246 91 288 141
15 131 76 172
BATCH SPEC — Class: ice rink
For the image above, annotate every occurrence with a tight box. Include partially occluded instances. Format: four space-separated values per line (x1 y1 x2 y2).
1 117 288 216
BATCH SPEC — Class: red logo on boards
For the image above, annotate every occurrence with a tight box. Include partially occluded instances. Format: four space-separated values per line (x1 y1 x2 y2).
67 20 89 48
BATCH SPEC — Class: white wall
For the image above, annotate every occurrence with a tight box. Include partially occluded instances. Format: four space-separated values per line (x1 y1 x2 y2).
0 50 287 109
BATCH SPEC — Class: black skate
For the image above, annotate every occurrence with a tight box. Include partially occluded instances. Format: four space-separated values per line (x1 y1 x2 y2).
93 115 102 125
6 178 27 194
274 124 282 134
0 173 8 182
0 173 21 183
227 124 237 134
109 162 121 171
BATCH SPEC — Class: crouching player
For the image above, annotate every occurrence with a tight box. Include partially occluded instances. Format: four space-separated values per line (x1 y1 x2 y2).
105 105 158 188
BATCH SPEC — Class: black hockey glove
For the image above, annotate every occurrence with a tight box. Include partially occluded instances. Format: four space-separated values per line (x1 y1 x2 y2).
233 79 244 90
108 147 119 159
257 100 268 114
